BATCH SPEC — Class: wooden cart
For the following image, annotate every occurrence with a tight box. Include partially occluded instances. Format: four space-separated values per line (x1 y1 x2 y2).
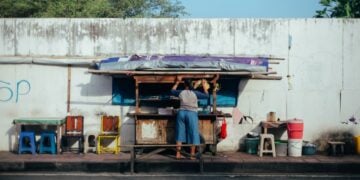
89 64 282 155
130 74 229 155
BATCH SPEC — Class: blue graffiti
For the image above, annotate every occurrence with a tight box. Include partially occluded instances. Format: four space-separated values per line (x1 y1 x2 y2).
0 81 13 102
16 80 31 102
0 80 31 103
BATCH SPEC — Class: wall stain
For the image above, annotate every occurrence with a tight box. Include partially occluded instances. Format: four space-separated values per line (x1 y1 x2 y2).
238 19 276 43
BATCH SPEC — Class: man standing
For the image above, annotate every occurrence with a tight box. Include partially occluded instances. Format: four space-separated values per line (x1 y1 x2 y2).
171 76 209 159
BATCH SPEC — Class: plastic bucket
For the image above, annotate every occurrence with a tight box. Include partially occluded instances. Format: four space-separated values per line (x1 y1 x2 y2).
275 140 287 156
245 138 259 154
355 136 360 154
287 119 304 139
288 139 302 157
302 146 316 155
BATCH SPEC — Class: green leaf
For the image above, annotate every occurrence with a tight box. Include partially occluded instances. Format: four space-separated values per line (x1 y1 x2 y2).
0 0 187 18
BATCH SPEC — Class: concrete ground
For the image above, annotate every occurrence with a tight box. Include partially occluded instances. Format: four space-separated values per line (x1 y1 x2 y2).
0 151 360 174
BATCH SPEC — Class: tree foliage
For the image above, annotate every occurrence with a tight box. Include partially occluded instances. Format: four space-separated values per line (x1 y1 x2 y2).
0 0 188 18
315 0 360 18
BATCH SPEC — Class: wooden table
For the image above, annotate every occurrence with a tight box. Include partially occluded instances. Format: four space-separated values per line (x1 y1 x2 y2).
261 121 288 134
13 117 66 154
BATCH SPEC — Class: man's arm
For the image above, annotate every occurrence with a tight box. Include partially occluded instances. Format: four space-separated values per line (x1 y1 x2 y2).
202 79 209 95
171 76 182 96
172 80 180 91
194 91 209 99
194 79 210 99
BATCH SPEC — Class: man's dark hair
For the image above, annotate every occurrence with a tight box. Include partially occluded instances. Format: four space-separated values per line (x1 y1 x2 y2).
183 78 193 90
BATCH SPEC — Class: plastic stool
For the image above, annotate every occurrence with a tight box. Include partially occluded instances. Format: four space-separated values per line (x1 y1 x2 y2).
84 131 98 153
39 131 56 154
259 134 276 157
18 131 36 155
97 135 120 154
97 116 120 154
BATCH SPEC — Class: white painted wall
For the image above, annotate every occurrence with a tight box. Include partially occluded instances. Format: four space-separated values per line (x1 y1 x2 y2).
0 18 359 152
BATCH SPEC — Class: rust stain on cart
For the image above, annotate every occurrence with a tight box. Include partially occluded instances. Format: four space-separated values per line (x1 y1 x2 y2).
135 117 215 145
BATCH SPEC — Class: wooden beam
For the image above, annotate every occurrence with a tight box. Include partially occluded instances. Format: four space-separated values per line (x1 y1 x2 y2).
88 69 277 76
251 75 282 80
268 57 285 61
135 79 140 113
137 148 167 160
211 74 219 113
133 74 218 83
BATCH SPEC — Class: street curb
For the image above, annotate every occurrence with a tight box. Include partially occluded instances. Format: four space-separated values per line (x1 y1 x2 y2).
1 161 360 174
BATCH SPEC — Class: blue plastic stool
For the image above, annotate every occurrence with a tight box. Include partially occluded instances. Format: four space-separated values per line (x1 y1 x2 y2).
39 131 56 154
18 131 36 155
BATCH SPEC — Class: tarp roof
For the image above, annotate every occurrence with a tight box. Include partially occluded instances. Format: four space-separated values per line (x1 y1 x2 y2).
89 55 282 80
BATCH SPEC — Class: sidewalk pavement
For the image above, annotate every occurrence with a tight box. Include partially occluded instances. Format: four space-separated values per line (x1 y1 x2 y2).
0 151 360 174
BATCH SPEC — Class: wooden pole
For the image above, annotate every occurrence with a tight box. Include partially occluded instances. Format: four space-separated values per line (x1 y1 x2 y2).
135 78 140 113
211 74 219 113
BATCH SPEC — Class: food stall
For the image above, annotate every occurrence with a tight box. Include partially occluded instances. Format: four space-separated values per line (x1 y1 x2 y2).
130 74 227 155
88 55 282 156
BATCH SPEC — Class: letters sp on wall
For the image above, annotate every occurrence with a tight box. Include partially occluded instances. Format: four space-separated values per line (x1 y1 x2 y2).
0 80 31 103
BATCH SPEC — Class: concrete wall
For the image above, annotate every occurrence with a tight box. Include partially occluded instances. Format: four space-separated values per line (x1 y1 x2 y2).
1 18 360 152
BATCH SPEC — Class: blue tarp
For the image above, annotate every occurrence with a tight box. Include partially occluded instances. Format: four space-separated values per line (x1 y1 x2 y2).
112 78 240 107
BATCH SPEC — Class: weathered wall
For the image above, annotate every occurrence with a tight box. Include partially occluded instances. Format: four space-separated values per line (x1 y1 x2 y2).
1 18 359 152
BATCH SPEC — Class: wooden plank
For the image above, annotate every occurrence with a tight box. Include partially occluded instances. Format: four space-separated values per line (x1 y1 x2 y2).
211 74 219 113
268 57 285 60
328 141 345 145
134 76 176 83
137 148 167 160
165 120 175 143
199 119 214 144
128 113 231 118
133 75 216 83
251 75 282 80
130 146 135 174
135 79 140 113
199 145 204 174
88 69 277 76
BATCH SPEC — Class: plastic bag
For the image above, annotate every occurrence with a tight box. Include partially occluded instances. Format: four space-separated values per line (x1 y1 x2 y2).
220 119 227 139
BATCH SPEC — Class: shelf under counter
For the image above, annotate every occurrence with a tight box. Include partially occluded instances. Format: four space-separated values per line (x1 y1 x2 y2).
129 112 229 145
127 112 232 118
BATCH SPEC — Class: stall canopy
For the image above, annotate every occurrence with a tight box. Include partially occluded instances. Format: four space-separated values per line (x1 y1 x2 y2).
90 55 282 107
97 55 269 72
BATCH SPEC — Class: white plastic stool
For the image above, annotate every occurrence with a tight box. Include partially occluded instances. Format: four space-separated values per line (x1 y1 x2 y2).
259 134 276 157
84 131 99 153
